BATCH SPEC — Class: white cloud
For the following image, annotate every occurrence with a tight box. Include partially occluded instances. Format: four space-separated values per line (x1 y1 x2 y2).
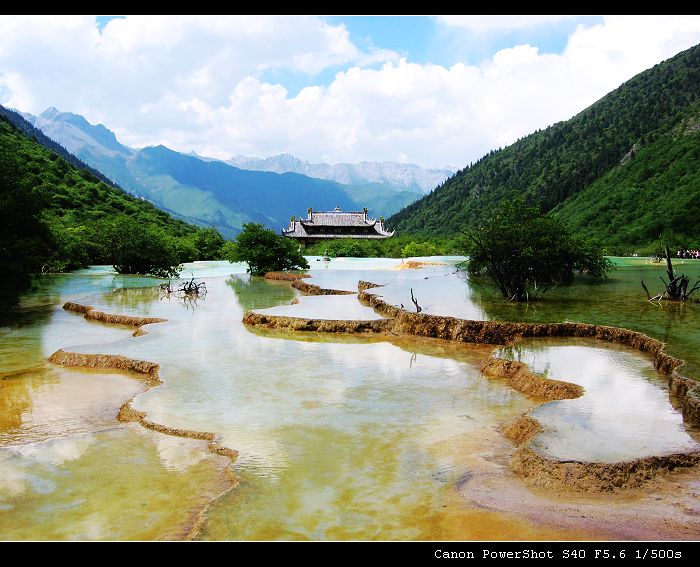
1 16 700 168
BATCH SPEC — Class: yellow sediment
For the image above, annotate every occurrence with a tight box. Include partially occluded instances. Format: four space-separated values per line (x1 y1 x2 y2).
1 364 46 380
502 414 543 445
394 260 448 270
186 468 240 541
48 344 238 539
242 278 700 491
63 301 167 336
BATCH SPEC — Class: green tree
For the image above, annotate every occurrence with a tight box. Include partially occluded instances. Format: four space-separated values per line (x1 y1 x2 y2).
102 215 183 278
401 241 440 258
0 153 53 306
460 198 612 301
304 235 455 259
0 110 237 297
191 227 226 260
226 223 309 276
43 222 90 272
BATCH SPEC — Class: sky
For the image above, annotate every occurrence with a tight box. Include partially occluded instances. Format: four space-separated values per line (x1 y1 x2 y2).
1 15 700 169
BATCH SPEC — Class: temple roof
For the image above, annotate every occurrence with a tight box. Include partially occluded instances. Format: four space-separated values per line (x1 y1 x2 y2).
282 208 394 239
300 211 374 227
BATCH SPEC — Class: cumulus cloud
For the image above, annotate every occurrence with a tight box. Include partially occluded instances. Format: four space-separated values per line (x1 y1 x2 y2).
0 16 396 143
1 15 699 168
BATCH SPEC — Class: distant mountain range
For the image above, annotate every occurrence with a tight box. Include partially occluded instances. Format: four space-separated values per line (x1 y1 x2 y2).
20 109 426 237
0 106 121 189
0 104 209 288
390 43 700 252
227 154 453 195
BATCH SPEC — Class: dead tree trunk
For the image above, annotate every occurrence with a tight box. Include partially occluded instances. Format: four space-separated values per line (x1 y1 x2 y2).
663 245 682 299
642 245 700 302
410 288 422 313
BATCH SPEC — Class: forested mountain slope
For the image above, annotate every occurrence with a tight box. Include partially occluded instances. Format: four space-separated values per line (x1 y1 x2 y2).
390 44 700 251
0 112 215 305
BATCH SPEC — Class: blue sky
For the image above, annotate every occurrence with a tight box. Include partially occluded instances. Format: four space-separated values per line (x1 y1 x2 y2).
330 16 603 65
95 15 125 31
263 16 605 96
2 16 699 167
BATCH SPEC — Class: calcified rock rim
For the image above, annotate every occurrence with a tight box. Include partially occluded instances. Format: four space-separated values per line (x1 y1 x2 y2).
510 446 700 493
292 279 355 296
265 270 355 295
243 278 700 492
503 412 700 491
263 271 311 281
63 301 167 336
355 281 700 424
502 414 543 445
242 312 392 334
480 357 584 400
47 348 238 539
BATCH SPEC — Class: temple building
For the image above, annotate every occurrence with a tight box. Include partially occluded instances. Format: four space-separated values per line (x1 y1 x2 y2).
282 207 395 246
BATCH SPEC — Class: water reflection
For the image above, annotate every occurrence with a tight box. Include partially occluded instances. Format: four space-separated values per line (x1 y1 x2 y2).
257 294 383 320
0 427 231 540
1 259 699 540
74 275 534 539
0 368 45 433
227 275 297 312
470 259 700 375
152 433 209 472
0 368 145 446
0 272 236 540
100 286 162 311
497 340 700 462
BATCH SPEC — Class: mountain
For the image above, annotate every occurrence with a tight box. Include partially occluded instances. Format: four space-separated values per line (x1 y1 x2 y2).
31 107 132 158
0 107 214 304
26 110 418 237
555 102 700 249
0 107 201 240
227 153 453 194
0 106 121 188
129 144 361 231
389 44 700 251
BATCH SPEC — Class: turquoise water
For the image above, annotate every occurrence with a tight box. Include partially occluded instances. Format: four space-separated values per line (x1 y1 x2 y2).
0 257 698 539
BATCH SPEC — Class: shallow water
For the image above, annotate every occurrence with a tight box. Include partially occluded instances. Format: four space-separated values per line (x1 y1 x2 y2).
475 257 700 377
496 340 700 462
258 294 384 320
1 257 699 539
0 426 231 540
